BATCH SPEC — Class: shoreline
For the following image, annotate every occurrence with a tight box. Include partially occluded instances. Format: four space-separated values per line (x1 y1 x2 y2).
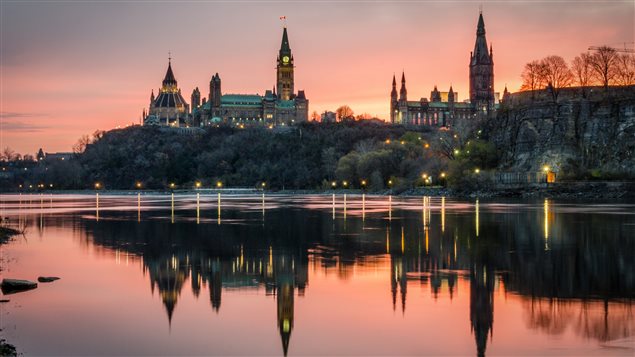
0 181 634 200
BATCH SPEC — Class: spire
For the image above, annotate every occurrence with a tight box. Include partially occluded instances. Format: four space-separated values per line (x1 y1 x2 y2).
472 12 491 65
392 74 396 87
399 71 407 101
162 59 177 87
477 12 485 36
280 26 291 54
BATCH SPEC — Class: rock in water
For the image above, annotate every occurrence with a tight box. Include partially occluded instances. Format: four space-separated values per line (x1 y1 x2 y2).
38 276 60 283
1 279 38 294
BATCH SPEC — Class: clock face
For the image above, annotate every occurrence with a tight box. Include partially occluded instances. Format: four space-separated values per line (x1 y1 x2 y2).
282 56 289 64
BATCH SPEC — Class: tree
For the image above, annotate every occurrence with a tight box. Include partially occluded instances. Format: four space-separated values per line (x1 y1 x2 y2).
615 53 635 86
73 135 91 154
540 55 573 100
335 105 354 121
571 53 595 97
520 60 547 94
589 46 618 88
2 147 17 162
310 110 320 122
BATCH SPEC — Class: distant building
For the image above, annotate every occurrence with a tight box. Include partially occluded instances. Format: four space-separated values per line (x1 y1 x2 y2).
390 12 498 127
44 152 73 162
320 111 337 123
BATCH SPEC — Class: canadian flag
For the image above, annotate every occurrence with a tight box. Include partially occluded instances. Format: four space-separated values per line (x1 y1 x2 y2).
280 16 286 20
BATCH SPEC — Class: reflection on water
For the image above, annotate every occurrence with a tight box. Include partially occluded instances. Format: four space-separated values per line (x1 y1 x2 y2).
0 194 634 356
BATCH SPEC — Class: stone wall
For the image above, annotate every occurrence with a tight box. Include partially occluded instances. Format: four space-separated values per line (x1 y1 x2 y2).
487 86 635 178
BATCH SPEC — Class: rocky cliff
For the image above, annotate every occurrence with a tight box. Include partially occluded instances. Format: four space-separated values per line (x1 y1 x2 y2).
487 86 635 178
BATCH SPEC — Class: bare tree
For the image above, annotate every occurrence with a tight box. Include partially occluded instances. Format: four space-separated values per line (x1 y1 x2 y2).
335 105 354 121
520 60 547 95
73 135 91 154
589 46 618 88
2 147 17 162
615 53 635 86
540 55 573 100
310 110 320 122
572 53 594 87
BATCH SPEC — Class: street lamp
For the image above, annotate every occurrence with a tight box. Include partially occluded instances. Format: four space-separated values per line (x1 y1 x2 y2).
169 182 176 189
136 182 142 189
195 181 202 188
543 165 550 173
216 181 223 188
331 181 337 188
361 179 367 187
95 182 101 190
342 181 348 188
474 168 480 174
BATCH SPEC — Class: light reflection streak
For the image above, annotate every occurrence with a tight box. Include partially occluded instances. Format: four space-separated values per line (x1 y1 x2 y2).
217 193 221 225
441 196 446 233
344 194 347 221
389 195 392 221
196 193 200 225
137 193 141 223
475 199 479 237
96 193 100 222
362 194 365 222
332 194 335 220
171 193 174 224
544 199 549 250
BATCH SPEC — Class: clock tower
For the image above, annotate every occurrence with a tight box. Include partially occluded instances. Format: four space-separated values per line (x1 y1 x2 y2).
276 26 294 100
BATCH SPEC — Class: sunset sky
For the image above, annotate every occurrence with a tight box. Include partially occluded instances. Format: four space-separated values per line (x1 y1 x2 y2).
1 0 633 154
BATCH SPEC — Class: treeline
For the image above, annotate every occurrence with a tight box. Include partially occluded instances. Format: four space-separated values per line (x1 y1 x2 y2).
1 121 502 192
520 46 635 100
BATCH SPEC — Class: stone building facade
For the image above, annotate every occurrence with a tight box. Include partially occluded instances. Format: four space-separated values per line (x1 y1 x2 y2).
390 12 497 127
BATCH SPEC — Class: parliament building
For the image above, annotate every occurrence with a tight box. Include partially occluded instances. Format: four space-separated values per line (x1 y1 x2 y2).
144 26 308 127
390 12 501 127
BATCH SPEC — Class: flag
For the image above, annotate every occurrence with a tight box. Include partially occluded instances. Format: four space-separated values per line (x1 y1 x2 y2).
280 16 286 20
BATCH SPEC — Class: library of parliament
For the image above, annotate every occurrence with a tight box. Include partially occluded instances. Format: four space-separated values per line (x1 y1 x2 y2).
143 26 309 127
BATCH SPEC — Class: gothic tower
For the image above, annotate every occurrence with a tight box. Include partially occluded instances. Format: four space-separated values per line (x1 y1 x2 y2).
209 73 221 108
191 87 200 112
390 74 398 123
469 12 495 113
276 27 294 101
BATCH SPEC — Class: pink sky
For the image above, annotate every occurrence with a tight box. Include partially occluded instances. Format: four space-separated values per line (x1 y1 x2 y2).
1 1 633 154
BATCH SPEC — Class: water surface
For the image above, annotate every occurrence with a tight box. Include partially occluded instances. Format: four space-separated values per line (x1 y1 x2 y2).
0 193 633 356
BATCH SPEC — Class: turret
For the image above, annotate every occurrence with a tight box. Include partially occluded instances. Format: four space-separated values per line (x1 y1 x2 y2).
210 73 221 108
399 71 407 102
191 87 201 111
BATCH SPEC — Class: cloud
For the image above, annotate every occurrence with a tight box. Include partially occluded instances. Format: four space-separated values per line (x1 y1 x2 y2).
0 111 48 119
1 121 50 133
0 112 50 131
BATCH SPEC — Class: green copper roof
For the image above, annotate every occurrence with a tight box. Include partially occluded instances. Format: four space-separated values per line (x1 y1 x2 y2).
221 94 262 105
275 100 295 108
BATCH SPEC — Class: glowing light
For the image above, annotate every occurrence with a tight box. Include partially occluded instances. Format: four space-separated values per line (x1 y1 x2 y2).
440 172 446 178
422 173 428 179
454 149 460 155
543 165 550 172
424 143 430 148
474 168 480 174
361 180 366 186
261 182 266 188
216 181 223 188
385 139 391 144
94 182 101 189
342 181 348 187
331 181 337 188
170 182 176 189
195 181 201 188
136 182 142 189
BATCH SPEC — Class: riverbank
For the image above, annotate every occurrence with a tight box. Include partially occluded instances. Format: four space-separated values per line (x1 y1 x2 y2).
1 181 634 200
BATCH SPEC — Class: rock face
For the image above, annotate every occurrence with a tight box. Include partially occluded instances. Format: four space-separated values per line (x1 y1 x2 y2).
1 279 38 294
488 86 635 178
